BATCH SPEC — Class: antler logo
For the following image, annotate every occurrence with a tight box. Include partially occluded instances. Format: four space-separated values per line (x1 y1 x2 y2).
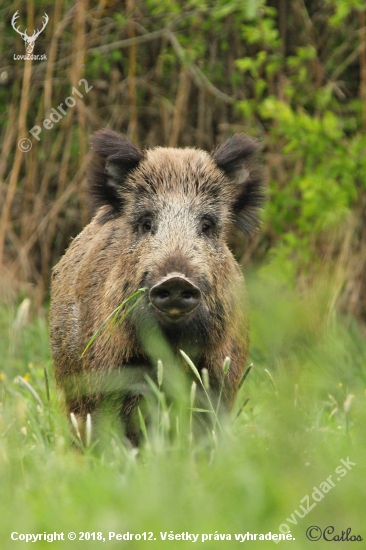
11 11 49 54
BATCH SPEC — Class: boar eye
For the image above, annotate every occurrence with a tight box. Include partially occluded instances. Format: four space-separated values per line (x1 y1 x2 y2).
142 219 152 232
200 219 213 236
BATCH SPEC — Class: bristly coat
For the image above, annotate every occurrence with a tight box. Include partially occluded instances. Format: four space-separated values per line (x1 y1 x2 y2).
50 129 265 444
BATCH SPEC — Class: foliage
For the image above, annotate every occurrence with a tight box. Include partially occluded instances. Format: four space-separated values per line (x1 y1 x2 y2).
233 1 366 286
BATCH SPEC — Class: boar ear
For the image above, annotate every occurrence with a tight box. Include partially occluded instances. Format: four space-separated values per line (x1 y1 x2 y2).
87 129 144 220
213 134 265 234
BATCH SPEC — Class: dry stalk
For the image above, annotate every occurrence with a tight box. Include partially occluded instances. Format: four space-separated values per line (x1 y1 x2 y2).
0 55 33 264
127 0 138 144
360 10 366 130
169 69 191 147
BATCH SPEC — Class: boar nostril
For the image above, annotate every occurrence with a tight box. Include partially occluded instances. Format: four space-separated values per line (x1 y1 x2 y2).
149 276 201 317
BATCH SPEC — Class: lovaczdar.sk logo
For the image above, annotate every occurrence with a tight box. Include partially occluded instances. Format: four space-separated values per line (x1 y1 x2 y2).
11 10 48 60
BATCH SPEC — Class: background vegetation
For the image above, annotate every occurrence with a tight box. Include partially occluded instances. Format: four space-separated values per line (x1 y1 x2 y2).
1 0 366 548
1 0 366 309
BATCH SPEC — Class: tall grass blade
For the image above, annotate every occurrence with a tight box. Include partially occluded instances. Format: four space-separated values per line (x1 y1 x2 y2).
86 413 92 448
189 381 197 444
144 374 163 402
235 397 251 420
81 288 147 357
157 360 163 388
214 356 231 430
14 376 43 410
180 349 223 433
201 368 210 389
238 363 253 389
179 349 202 382
264 368 277 394
137 407 149 445
44 366 50 404
70 412 82 442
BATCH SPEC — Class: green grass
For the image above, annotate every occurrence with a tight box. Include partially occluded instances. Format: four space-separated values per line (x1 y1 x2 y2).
1 272 365 549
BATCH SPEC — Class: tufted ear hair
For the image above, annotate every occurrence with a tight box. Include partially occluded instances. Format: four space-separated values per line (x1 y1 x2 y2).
87 129 144 222
213 134 265 234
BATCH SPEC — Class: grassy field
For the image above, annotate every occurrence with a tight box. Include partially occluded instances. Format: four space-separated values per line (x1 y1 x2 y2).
0 271 365 549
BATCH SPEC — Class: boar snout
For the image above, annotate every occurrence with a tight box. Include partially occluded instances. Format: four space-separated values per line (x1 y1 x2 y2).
149 275 201 320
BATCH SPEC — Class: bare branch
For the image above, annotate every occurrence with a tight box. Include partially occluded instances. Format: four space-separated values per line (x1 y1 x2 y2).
166 30 234 105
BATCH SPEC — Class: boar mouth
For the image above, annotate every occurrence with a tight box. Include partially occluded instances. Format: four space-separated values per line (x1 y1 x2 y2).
149 275 201 323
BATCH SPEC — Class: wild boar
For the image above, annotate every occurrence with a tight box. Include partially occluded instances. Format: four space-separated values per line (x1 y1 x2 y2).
50 129 264 444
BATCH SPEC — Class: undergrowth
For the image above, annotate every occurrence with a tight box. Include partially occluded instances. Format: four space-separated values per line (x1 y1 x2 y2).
0 272 365 549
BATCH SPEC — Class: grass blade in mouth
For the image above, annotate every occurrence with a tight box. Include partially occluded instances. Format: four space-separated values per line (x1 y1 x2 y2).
81 287 147 357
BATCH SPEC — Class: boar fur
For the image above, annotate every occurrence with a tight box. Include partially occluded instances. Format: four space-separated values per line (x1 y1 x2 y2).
50 129 264 445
